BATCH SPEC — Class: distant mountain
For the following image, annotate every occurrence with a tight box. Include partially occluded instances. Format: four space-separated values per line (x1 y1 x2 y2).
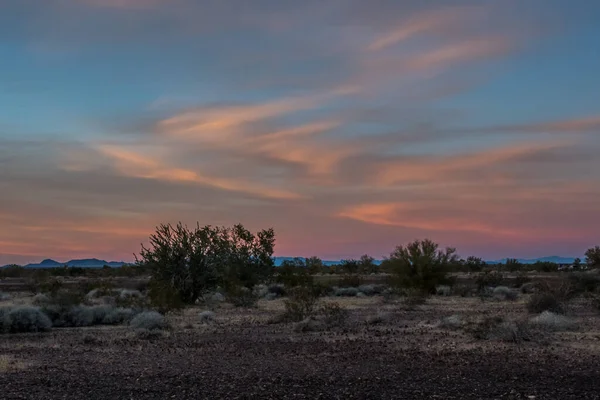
485 256 577 265
19 259 132 268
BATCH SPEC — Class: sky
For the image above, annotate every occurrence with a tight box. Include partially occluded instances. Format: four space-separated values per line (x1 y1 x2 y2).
1 0 600 265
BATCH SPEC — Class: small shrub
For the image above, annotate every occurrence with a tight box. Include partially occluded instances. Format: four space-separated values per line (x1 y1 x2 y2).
319 302 348 327
199 310 215 324
103 307 136 325
493 286 518 301
476 271 504 291
340 274 361 288
135 328 167 340
358 284 387 296
333 287 359 297
227 286 258 308
453 284 472 297
468 316 531 342
293 317 325 333
568 273 600 295
520 282 538 294
527 293 565 314
487 320 532 342
69 306 95 327
283 287 319 322
365 311 391 325
0 292 11 301
32 293 51 306
435 285 452 296
403 289 428 306
0 307 12 333
267 284 286 297
252 284 269 299
529 311 576 331
265 293 278 301
439 314 462 329
513 272 531 288
4 306 52 333
130 311 168 331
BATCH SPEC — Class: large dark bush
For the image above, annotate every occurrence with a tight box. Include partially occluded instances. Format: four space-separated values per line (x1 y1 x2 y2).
137 222 275 309
383 239 458 295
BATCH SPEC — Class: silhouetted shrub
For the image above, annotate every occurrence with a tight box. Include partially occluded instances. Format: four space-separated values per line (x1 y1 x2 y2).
384 239 458 294
527 293 564 314
319 302 348 327
267 284 286 297
283 287 319 322
226 286 258 308
476 271 504 291
137 222 275 305
568 273 600 294
130 311 168 331
513 272 531 288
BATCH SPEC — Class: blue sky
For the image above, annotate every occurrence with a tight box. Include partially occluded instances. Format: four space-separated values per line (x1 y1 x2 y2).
1 0 599 265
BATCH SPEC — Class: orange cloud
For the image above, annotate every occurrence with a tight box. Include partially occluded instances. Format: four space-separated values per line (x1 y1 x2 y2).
368 6 480 51
373 140 571 187
96 145 303 200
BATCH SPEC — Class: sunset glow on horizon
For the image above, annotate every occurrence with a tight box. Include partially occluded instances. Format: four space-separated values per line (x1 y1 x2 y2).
1 0 600 265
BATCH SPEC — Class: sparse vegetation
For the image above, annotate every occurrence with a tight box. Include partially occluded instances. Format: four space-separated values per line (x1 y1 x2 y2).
492 286 518 301
129 311 169 331
529 311 576 331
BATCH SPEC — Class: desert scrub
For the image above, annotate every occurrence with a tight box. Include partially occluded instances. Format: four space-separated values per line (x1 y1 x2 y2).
492 286 518 301
529 311 577 331
527 292 565 314
358 284 388 296
365 311 392 325
226 286 258 308
32 293 51 306
319 302 348 327
0 292 11 301
1 306 52 334
468 316 531 342
435 285 452 296
333 287 359 297
439 314 462 330
103 307 137 325
267 284 286 297
283 287 319 322
476 271 504 291
198 310 216 324
130 311 169 331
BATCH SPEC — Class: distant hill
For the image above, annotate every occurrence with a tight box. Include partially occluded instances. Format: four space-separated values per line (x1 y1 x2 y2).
15 258 133 269
485 256 577 265
2 255 580 269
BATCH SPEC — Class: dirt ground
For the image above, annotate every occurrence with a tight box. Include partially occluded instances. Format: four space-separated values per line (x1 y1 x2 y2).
1 294 600 399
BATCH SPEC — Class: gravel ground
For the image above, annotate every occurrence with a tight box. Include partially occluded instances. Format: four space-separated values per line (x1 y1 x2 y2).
1 296 600 399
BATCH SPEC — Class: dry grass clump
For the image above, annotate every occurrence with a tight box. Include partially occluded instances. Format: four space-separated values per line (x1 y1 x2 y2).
129 311 169 331
439 314 463 330
0 355 28 373
529 311 577 331
198 310 216 324
365 311 392 325
492 286 518 301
